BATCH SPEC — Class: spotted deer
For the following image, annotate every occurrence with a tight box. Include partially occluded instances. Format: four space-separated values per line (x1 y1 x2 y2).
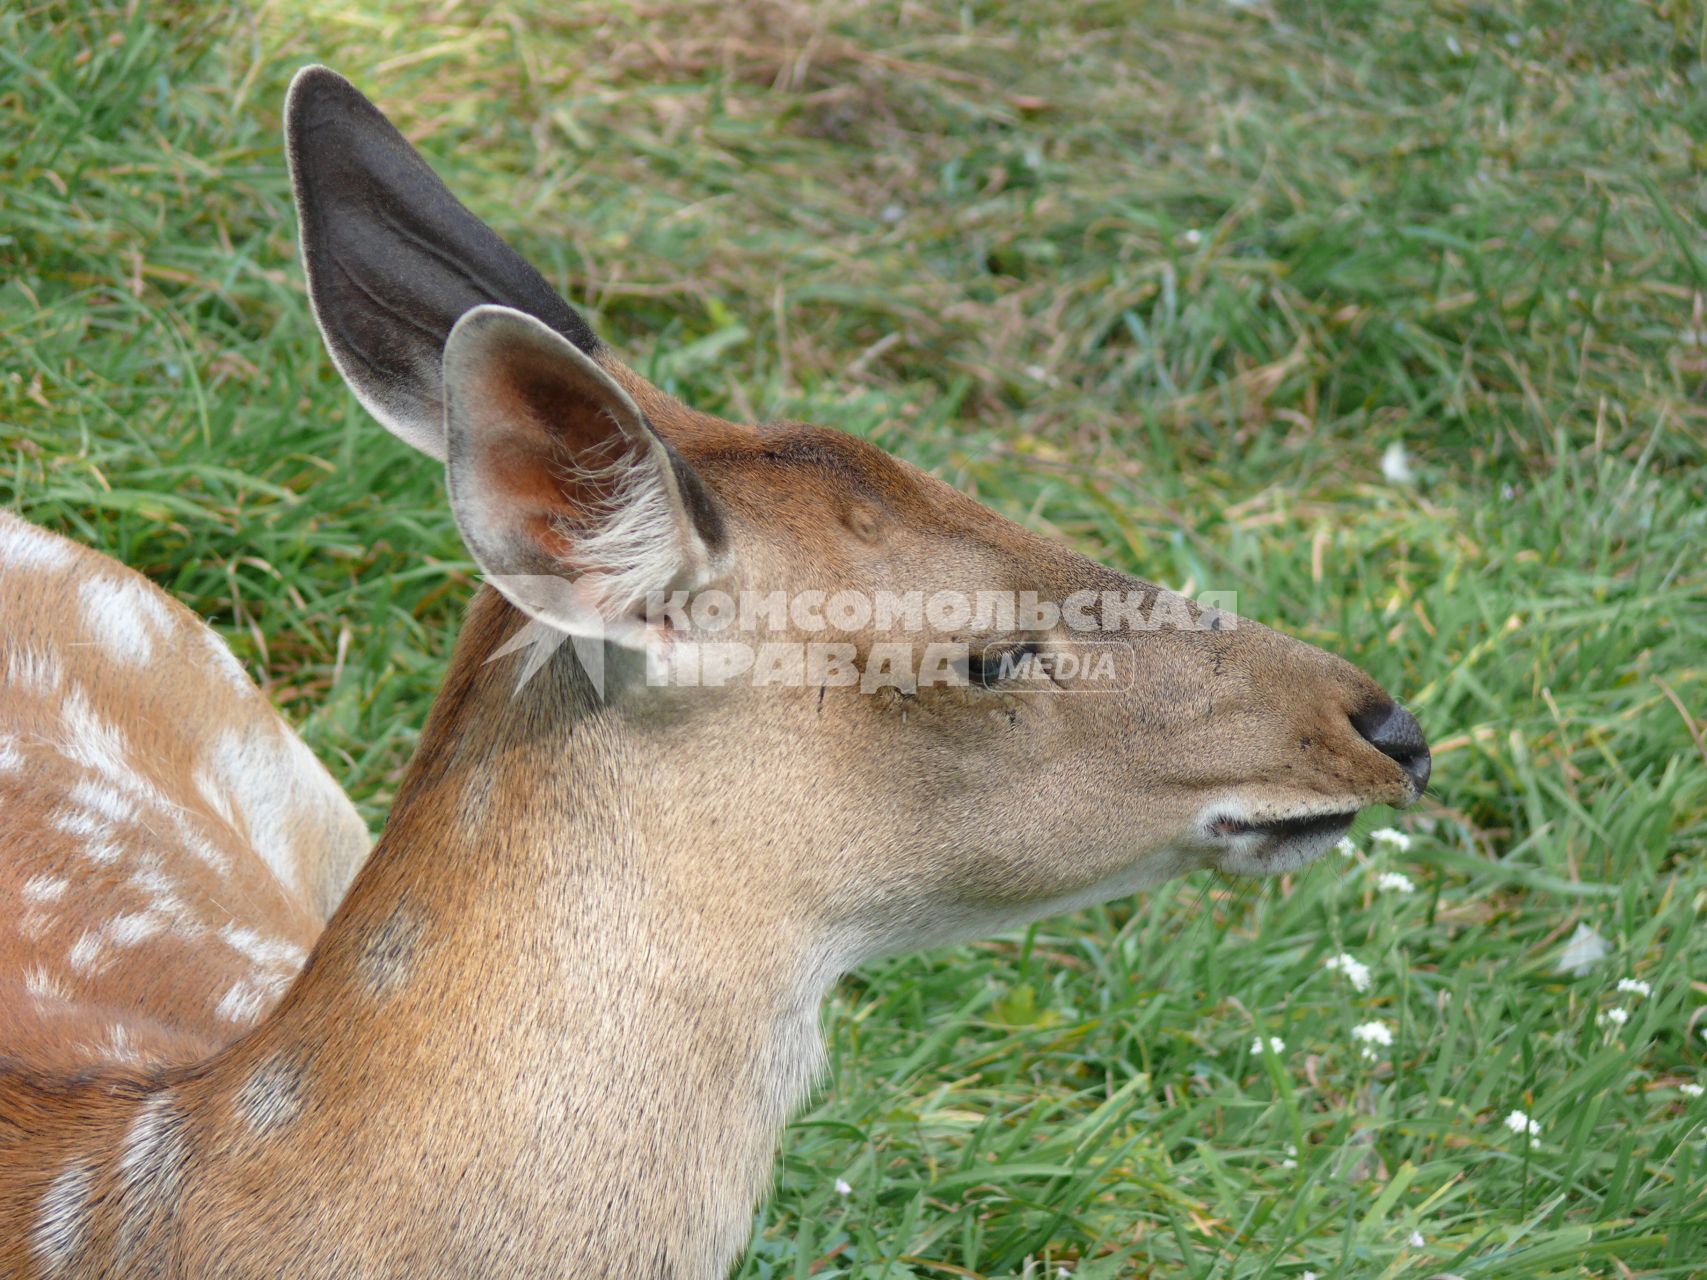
0 513 371 1082
0 68 1430 1279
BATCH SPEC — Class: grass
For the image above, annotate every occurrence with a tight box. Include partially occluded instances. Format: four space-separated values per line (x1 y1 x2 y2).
3 0 1705 1274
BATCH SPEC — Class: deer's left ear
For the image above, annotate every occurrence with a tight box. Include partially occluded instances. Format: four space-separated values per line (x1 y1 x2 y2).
442 305 726 642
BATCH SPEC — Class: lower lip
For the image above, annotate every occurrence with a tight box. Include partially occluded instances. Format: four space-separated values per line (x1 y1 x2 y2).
1213 812 1357 845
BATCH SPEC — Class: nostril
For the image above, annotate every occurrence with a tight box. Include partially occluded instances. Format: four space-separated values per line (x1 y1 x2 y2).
1350 701 1432 796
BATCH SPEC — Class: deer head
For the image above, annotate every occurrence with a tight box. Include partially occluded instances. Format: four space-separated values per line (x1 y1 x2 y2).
291 60 1433 1275
288 69 1426 966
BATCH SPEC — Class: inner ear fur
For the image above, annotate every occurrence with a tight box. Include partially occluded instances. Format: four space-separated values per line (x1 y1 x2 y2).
442 306 724 637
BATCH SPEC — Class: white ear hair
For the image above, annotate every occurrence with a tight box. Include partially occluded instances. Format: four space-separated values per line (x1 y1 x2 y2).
548 432 684 623
442 306 719 647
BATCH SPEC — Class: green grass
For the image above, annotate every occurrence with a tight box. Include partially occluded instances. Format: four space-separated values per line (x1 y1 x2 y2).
4 0 1706 1274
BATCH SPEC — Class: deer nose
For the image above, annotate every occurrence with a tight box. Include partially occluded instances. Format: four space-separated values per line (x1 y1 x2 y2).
1350 701 1431 797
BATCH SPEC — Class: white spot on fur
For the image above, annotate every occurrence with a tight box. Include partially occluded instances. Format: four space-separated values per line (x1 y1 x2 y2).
32 1160 94 1271
260 967 292 1000
193 762 235 829
166 934 293 1027
128 865 177 900
52 805 125 865
78 574 174 666
51 808 104 841
4 645 61 696
85 836 123 865
114 1093 187 1261
108 912 166 948
47 694 234 882
22 874 69 904
24 966 67 1003
119 1093 181 1179
0 516 76 572
202 627 253 691
58 684 133 781
234 1055 306 1133
66 778 138 826
358 906 424 997
199 725 329 894
98 1024 142 1065
214 979 267 1025
68 932 107 976
0 733 21 773
124 867 204 938
177 829 229 876
220 924 306 971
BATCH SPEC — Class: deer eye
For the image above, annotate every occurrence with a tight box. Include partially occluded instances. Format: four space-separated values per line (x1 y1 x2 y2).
964 641 1038 688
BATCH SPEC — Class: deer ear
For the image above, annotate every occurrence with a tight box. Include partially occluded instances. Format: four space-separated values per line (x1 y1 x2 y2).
443 306 726 642
284 66 599 462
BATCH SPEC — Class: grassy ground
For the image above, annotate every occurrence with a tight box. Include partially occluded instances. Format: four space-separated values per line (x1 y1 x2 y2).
4 0 1706 1274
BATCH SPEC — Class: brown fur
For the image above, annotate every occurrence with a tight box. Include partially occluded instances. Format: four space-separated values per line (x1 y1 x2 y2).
0 348 1419 1276
0 65 1424 1276
0 515 370 1080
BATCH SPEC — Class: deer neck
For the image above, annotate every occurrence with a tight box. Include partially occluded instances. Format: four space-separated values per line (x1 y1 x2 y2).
193 597 840 1275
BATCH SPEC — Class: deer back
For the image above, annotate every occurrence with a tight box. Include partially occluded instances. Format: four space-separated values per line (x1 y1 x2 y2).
0 513 369 1076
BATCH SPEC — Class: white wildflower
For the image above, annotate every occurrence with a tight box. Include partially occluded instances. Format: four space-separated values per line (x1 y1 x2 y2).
1555 923 1611 976
1282 1142 1298 1169
1616 978 1651 998
1182 228 1203 246
1334 836 1357 858
1598 1007 1629 1028
1381 442 1416 486
1504 1110 1542 1147
1370 827 1412 852
834 1177 852 1196
1251 1035 1285 1055
1325 952 1373 992
1407 1230 1425 1248
1351 1020 1394 1060
1680 1083 1704 1099
1376 871 1415 895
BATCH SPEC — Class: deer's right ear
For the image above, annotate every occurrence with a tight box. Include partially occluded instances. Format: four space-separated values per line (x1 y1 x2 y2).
285 66 598 462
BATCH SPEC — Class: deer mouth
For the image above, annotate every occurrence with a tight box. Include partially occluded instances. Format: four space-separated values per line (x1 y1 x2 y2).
1203 807 1360 875
1209 811 1356 844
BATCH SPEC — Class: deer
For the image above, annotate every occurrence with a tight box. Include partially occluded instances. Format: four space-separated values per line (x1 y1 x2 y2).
0 511 372 1083
0 67 1431 1279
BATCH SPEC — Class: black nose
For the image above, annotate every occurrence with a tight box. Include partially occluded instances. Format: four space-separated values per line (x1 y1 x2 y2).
1351 701 1431 796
